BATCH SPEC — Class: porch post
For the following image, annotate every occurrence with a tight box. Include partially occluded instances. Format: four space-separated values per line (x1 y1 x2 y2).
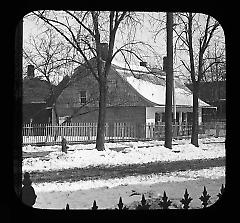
183 112 188 135
159 113 163 123
179 111 182 124
198 107 202 125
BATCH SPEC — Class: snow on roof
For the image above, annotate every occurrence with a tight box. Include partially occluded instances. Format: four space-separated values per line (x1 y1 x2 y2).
112 62 210 107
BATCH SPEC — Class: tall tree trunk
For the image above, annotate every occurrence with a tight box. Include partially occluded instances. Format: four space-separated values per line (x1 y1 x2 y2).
191 82 199 147
52 104 60 142
164 12 173 149
96 78 107 151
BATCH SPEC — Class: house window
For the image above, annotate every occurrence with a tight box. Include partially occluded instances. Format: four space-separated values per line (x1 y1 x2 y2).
155 112 164 123
155 113 161 123
79 90 87 104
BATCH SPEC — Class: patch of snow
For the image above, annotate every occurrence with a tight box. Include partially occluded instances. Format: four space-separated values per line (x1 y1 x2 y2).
22 137 225 173
23 144 61 153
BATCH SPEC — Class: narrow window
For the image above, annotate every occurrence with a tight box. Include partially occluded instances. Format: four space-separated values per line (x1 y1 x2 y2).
80 90 87 105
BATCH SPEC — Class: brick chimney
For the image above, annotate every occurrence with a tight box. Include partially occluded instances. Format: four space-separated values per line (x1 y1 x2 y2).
99 43 108 61
27 65 34 78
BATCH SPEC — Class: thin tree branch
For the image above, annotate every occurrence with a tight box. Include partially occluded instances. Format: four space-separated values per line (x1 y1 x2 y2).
180 59 191 74
64 10 95 38
33 11 99 82
202 60 225 75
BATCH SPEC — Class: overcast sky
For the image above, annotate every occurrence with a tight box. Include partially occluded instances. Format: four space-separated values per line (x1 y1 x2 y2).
23 12 166 66
23 11 225 83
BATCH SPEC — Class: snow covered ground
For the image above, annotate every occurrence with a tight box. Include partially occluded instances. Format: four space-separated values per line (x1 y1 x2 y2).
22 137 225 209
33 167 225 209
22 137 225 173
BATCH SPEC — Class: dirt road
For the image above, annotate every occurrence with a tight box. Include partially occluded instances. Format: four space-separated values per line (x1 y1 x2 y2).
29 157 225 183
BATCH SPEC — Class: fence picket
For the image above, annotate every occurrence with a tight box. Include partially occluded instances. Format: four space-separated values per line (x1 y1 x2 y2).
22 121 225 146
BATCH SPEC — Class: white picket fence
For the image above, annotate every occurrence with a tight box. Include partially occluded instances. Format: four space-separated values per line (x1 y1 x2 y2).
22 122 226 146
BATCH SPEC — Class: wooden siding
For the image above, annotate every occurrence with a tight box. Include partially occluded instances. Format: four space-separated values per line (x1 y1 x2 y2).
70 106 146 124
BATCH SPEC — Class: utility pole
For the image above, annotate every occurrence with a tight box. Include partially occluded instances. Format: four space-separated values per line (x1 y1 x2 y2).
173 77 176 123
164 12 174 149
173 76 177 137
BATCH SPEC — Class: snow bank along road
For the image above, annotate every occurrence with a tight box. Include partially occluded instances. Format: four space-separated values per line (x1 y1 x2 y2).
22 137 225 173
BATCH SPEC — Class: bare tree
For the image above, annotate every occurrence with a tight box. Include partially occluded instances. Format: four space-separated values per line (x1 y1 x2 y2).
23 28 78 125
202 42 226 82
29 10 152 150
148 12 224 147
174 13 222 147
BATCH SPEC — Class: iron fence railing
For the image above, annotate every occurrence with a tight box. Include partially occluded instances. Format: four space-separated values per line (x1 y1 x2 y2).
71 184 225 209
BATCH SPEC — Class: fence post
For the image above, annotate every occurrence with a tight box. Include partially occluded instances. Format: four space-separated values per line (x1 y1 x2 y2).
92 200 98 210
199 186 211 208
136 194 150 210
216 122 220 138
88 123 91 141
121 123 124 139
135 123 140 140
65 203 70 210
115 197 129 210
180 189 192 209
61 137 68 153
159 191 172 209
151 123 154 139
114 123 117 140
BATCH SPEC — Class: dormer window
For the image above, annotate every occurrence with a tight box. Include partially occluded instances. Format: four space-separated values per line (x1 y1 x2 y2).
80 90 87 104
